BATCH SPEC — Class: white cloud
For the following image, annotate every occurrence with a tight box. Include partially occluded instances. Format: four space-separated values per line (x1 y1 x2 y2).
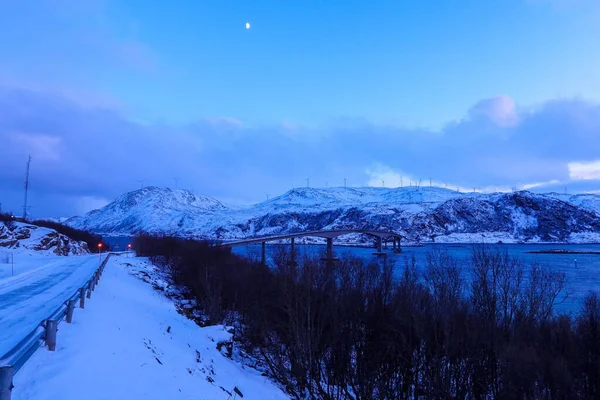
365 164 418 188
520 179 561 189
568 160 600 180
468 95 519 127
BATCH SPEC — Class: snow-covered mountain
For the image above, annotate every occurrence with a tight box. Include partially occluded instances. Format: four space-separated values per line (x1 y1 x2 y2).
67 187 230 237
0 221 89 255
66 186 600 243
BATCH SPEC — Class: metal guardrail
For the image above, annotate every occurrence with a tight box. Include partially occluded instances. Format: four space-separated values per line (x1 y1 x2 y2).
0 253 114 400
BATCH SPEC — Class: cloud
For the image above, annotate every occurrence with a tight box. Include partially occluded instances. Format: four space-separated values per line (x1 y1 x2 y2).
9 133 62 161
568 160 600 180
2 87 600 217
468 95 519 127
365 164 422 188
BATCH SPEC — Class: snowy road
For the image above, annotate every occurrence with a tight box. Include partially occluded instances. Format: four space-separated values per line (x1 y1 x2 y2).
0 254 102 357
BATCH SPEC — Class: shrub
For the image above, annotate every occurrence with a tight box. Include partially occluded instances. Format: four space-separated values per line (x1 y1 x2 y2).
133 236 600 399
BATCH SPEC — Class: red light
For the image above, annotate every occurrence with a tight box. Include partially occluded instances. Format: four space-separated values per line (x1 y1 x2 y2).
98 243 102 248
128 244 132 248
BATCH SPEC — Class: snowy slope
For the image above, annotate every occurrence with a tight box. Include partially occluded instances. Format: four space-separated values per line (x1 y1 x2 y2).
66 186 600 243
546 192 600 215
259 186 466 210
12 255 287 400
67 187 231 237
0 221 89 257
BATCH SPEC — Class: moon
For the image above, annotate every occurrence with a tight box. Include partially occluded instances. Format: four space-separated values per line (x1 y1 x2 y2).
245 22 251 29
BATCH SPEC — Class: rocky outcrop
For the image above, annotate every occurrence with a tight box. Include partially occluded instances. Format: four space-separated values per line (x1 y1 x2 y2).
0 222 89 255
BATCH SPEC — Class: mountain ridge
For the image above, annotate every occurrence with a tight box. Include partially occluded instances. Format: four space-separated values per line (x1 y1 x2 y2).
66 186 600 243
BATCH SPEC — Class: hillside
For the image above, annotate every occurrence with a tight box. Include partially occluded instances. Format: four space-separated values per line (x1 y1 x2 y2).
0 220 89 256
66 186 600 243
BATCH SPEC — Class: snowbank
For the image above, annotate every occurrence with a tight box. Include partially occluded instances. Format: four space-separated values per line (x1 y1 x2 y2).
12 255 287 400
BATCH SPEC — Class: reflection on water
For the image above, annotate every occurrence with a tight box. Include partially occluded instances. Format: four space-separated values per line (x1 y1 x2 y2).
232 243 600 313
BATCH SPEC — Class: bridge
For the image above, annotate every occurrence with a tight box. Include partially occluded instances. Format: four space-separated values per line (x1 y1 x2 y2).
221 229 402 265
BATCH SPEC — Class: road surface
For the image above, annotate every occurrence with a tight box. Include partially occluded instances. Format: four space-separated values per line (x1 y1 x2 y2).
0 254 102 357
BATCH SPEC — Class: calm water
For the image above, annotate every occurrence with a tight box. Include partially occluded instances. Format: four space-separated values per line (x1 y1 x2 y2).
103 236 600 313
232 242 600 314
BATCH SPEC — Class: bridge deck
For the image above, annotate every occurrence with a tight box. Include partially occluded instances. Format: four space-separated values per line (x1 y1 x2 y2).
220 229 401 247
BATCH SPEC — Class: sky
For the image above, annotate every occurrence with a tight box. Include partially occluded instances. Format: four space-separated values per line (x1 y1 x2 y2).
2 0 600 218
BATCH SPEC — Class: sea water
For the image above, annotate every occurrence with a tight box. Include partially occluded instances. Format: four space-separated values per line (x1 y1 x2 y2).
232 242 600 314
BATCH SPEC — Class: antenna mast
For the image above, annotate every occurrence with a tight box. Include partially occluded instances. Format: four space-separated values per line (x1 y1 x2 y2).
23 155 31 220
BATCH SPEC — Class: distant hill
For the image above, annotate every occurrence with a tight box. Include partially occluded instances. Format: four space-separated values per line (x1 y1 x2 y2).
65 186 600 244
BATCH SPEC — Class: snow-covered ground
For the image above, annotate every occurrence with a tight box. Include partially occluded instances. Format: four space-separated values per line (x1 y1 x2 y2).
12 255 287 400
0 253 101 356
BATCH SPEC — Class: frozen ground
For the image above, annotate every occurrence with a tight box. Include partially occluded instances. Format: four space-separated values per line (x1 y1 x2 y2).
0 253 101 356
12 255 287 400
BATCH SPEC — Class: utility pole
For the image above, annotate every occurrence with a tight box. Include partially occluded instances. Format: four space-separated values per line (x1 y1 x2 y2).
172 177 179 189
382 179 385 187
23 155 31 220
266 193 270 200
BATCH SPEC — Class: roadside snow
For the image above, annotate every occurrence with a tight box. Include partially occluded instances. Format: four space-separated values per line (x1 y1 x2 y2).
12 255 288 400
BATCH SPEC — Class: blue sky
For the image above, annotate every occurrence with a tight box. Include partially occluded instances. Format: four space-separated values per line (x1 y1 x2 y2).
2 0 600 217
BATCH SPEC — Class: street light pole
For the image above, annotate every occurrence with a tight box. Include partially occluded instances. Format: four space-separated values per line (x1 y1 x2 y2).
98 243 103 266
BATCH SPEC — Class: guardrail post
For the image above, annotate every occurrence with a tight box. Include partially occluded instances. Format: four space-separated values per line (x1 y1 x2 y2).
45 320 58 351
66 300 76 323
79 288 86 308
86 282 92 299
0 365 14 400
